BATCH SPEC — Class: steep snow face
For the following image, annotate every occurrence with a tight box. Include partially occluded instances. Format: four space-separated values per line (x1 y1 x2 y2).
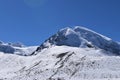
1 46 120 80
35 26 120 55
73 26 120 55
74 26 111 41
0 42 37 56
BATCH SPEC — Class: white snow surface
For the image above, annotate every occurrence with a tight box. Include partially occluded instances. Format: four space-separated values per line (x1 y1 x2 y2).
0 46 120 80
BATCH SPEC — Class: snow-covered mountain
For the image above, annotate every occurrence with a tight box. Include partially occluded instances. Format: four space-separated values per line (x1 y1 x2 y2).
1 46 120 80
34 26 120 55
0 26 120 80
0 41 37 56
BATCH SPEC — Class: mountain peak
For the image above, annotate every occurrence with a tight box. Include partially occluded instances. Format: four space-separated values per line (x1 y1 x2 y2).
74 26 92 31
58 27 76 36
34 26 120 55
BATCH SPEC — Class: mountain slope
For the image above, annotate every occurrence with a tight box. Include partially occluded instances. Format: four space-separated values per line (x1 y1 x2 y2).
34 26 120 55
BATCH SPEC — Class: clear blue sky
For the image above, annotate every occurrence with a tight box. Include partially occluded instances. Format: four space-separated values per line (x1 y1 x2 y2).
0 0 120 46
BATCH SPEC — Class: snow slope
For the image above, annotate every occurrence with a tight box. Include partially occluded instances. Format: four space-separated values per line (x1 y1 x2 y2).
0 46 120 80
